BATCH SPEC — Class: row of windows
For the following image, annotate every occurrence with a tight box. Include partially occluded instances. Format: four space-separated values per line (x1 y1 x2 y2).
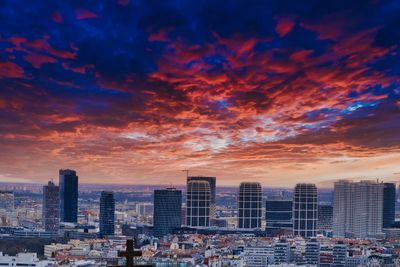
186 201 210 206
186 208 210 216
293 220 317 229
266 213 292 220
293 204 318 209
265 202 292 210
238 219 261 228
293 197 317 202
187 196 210 201
293 211 318 218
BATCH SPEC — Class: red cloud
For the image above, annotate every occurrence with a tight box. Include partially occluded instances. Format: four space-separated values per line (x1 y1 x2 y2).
61 62 93 74
24 54 57 68
148 28 172 42
6 35 77 69
290 49 313 62
75 9 98 20
29 37 76 59
0 62 25 79
275 17 295 37
1 13 399 186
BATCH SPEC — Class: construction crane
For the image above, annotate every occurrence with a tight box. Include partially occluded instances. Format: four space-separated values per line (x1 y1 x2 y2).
181 169 190 179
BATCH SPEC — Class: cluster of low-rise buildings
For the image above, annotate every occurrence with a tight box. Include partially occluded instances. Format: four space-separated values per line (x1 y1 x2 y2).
1 234 396 266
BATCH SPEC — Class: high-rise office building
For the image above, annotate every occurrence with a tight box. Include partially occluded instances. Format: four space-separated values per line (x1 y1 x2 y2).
0 191 14 211
59 169 78 223
153 188 182 237
238 182 262 229
353 181 383 238
332 180 353 237
305 238 320 266
42 181 60 232
333 180 383 238
186 180 211 227
332 241 347 267
187 176 216 223
382 183 396 228
265 199 293 235
293 183 318 237
99 191 115 237
318 204 333 232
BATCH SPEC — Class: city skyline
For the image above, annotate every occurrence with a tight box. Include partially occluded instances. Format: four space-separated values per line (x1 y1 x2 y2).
1 1 400 266
1 1 400 186
0 168 399 266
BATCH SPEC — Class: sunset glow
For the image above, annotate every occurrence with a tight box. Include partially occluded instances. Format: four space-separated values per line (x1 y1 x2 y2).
0 1 399 186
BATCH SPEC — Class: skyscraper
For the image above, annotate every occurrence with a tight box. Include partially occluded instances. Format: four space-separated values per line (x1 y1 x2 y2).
305 238 320 266
187 176 216 224
382 183 396 228
293 183 318 237
353 181 384 238
332 180 353 237
186 180 211 227
59 169 78 223
318 204 333 232
153 188 182 237
333 180 384 238
265 199 293 235
42 181 60 232
99 191 115 237
238 182 262 229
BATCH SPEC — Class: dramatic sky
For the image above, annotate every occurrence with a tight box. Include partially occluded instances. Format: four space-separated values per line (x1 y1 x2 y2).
0 0 400 187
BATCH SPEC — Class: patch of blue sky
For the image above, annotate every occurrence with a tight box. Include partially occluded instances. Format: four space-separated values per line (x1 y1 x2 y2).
342 100 380 114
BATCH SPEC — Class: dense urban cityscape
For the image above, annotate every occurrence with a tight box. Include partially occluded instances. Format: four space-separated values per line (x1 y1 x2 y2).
0 170 399 266
1 0 400 266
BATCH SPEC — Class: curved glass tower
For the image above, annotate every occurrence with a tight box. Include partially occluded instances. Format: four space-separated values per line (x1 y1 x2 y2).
186 180 211 227
293 183 318 237
238 182 262 229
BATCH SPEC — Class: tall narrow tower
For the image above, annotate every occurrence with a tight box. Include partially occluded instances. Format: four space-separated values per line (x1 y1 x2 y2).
238 182 262 229
59 169 78 223
42 181 60 232
382 183 396 228
333 180 353 237
153 188 182 237
100 191 115 237
293 183 318 237
187 176 216 224
186 180 211 227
